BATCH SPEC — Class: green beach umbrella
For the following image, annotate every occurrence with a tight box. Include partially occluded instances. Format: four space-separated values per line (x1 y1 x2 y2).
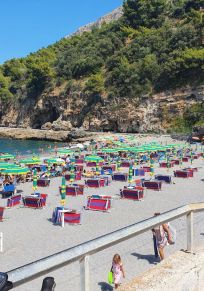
2 167 30 175
0 154 15 160
58 149 75 155
32 169 38 192
128 164 133 183
85 155 104 162
101 148 118 153
45 158 65 165
60 176 66 206
19 158 41 165
0 163 19 169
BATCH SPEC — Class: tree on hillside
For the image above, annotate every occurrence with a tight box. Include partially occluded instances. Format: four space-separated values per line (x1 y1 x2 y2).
123 0 169 29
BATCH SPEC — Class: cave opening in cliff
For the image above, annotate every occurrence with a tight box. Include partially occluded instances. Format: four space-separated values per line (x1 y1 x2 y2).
32 106 60 129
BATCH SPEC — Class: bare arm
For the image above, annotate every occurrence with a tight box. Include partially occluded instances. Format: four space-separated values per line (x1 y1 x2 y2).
121 264 125 278
163 224 172 242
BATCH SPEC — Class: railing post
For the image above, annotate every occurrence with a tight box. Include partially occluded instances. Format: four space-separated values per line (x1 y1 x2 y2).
0 232 3 253
187 211 194 252
80 255 90 291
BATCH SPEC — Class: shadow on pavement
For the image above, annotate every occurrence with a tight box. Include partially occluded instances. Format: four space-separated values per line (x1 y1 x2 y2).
131 252 160 264
98 282 113 291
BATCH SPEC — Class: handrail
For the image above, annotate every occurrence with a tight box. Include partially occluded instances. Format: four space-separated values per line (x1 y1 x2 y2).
7 202 204 290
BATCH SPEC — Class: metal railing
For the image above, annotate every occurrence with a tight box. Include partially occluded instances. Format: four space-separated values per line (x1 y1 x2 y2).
7 202 204 291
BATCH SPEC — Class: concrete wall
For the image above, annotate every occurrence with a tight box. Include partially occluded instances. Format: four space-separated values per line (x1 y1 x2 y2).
119 248 204 291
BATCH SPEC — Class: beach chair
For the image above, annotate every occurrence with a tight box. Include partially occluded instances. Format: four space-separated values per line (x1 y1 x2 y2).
59 185 84 196
85 195 111 212
134 169 145 176
52 207 81 226
120 187 144 201
85 179 105 188
22 196 43 208
7 194 22 208
75 159 84 164
159 162 174 168
142 166 151 173
37 179 50 187
182 157 189 162
1 184 15 198
112 173 128 182
155 175 172 184
64 211 81 225
120 162 130 168
172 159 180 165
75 172 82 180
0 207 5 221
174 170 190 178
86 162 97 167
142 180 162 191
76 165 84 172
40 194 47 207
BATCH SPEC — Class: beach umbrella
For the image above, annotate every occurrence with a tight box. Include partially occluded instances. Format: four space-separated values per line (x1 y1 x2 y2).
57 149 75 156
85 155 104 162
60 176 66 206
45 158 65 165
128 164 133 183
0 154 15 160
32 169 38 192
2 167 30 175
101 148 118 153
70 163 75 182
19 158 41 165
0 163 19 169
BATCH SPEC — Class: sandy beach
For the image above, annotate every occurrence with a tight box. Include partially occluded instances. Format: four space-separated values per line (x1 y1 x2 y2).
0 137 203 291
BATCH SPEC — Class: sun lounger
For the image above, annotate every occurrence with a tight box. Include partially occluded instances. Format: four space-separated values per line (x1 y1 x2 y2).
22 196 44 208
75 165 84 172
159 162 174 168
85 178 105 188
0 207 5 221
171 159 180 165
75 159 84 164
52 207 81 226
174 170 191 178
142 166 151 173
142 180 162 190
120 162 130 167
182 157 189 162
155 175 172 183
120 187 144 201
112 173 128 182
102 165 116 171
85 195 112 212
7 194 21 208
37 179 50 187
133 169 145 176
59 185 84 196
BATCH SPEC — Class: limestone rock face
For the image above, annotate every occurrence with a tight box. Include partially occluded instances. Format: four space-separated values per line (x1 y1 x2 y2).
0 85 203 134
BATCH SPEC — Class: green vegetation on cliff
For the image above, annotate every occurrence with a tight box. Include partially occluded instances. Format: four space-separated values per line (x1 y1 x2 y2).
0 0 204 130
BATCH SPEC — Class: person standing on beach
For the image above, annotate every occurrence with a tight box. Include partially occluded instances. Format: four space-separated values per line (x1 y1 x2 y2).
111 254 125 289
152 213 173 260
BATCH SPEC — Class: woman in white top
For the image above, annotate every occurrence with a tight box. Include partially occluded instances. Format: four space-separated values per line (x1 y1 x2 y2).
152 212 173 260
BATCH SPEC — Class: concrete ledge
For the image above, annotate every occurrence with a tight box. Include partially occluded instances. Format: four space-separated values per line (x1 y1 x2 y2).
119 248 204 291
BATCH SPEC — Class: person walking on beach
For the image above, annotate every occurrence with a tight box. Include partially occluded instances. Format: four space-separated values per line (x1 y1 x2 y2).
111 254 125 289
152 213 173 261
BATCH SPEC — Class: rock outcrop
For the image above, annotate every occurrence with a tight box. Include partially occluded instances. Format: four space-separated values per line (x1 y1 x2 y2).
0 85 203 134
67 7 123 37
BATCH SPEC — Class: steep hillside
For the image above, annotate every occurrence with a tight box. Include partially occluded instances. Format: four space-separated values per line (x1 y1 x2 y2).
0 0 204 133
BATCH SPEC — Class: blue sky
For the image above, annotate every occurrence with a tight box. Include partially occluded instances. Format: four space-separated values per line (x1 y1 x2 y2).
0 0 123 64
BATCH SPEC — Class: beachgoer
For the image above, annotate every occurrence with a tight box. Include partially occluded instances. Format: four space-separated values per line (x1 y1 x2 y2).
111 254 125 289
152 212 173 261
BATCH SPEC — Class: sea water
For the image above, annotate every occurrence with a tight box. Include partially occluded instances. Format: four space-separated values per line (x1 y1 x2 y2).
0 138 65 156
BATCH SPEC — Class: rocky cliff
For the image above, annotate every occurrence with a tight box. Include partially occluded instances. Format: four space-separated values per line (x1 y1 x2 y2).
1 84 203 134
67 7 123 37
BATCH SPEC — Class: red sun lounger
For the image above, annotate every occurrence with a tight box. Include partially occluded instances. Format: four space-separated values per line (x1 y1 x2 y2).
142 180 162 191
112 173 128 182
59 185 84 196
7 194 22 208
120 188 144 201
37 179 50 187
0 207 5 221
85 196 111 212
85 179 105 188
174 170 191 178
22 197 44 208
64 211 81 224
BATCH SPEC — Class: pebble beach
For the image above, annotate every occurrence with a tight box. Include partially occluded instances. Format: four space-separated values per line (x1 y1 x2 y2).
0 135 203 291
